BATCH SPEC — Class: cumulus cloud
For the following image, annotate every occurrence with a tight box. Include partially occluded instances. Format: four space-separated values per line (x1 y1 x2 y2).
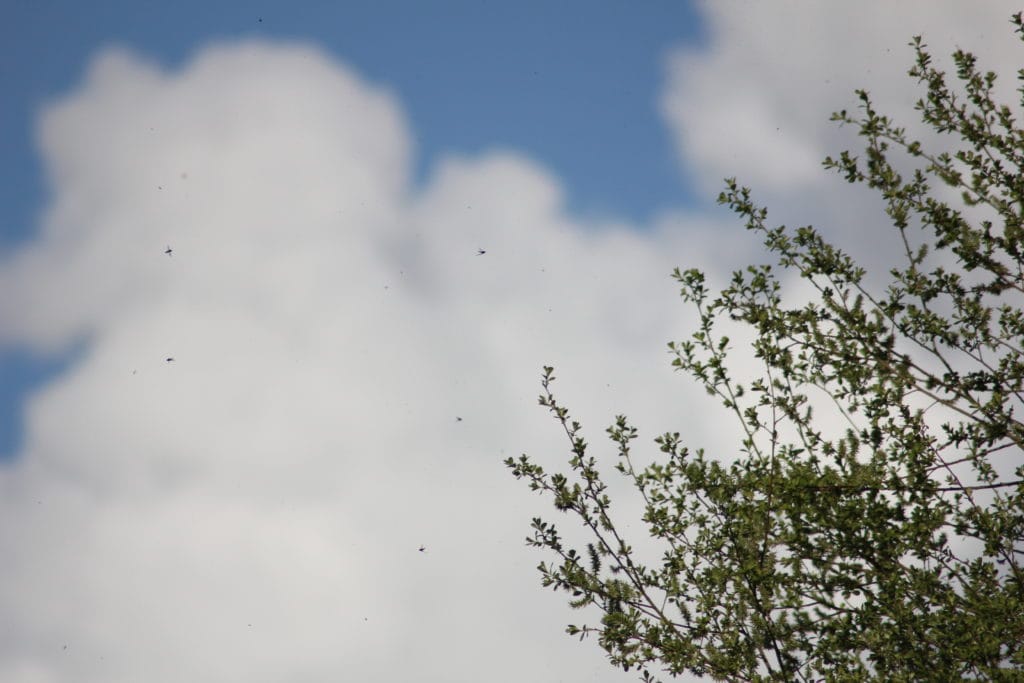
0 39 736 683
662 1 1024 196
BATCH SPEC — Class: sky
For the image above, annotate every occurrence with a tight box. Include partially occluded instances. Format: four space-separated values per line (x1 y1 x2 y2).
1 2 1022 682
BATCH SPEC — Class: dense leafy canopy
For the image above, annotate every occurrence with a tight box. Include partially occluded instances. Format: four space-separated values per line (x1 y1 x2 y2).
508 16 1024 682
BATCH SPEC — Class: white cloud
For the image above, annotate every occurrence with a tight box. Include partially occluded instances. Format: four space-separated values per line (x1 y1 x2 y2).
662 1 1024 196
0 39 731 683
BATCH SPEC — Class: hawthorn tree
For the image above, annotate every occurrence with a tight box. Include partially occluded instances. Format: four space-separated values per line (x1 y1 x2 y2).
507 18 1024 683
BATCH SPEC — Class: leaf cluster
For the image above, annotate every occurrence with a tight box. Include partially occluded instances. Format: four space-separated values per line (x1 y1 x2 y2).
508 16 1024 682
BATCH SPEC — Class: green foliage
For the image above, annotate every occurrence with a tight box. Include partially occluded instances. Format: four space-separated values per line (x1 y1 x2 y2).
507 16 1024 682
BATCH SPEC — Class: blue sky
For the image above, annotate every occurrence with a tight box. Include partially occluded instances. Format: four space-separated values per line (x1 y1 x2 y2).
1 3 1020 682
0 1 705 462
2 0 704 245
